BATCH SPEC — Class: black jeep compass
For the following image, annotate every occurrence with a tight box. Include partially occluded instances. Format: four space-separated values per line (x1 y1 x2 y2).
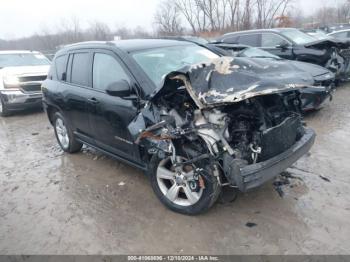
42 40 315 215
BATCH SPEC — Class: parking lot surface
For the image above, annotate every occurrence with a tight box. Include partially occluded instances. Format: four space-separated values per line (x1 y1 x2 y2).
0 85 350 255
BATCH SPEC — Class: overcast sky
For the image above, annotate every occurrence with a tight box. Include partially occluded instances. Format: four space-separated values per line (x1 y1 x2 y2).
0 0 343 39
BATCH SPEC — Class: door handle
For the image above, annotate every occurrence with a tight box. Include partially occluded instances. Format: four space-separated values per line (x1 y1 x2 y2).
88 98 100 104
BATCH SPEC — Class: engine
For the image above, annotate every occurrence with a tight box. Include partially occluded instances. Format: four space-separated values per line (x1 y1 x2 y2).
197 92 304 164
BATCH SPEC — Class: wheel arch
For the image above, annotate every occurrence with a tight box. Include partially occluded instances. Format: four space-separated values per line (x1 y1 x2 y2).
46 104 61 125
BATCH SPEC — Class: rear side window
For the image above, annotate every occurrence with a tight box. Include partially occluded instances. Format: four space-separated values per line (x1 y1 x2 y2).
223 35 239 44
261 33 287 47
237 34 260 47
93 53 130 91
71 53 90 86
55 55 67 81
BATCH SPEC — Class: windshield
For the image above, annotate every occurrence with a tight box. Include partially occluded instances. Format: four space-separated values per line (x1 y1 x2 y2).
280 29 317 45
0 53 51 68
239 47 281 59
132 44 219 86
309 30 330 40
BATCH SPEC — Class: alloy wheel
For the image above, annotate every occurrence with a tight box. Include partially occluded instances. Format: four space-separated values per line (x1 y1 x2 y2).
156 157 204 207
55 118 70 149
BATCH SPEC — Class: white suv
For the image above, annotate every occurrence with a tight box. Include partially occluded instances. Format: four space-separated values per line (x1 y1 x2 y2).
0 50 51 116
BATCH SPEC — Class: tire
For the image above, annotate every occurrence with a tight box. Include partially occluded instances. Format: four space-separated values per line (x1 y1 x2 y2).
53 112 83 153
148 154 221 215
0 95 10 117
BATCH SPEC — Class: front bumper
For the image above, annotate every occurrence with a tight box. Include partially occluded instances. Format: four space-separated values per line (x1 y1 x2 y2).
224 128 316 192
0 89 42 110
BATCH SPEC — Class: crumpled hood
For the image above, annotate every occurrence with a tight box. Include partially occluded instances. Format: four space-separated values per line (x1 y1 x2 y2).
304 38 350 49
154 57 315 108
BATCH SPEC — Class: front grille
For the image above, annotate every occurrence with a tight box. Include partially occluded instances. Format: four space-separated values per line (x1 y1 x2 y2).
18 75 47 82
258 115 302 161
20 84 42 93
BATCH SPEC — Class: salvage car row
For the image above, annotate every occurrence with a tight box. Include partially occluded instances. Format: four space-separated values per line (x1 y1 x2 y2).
1 27 349 215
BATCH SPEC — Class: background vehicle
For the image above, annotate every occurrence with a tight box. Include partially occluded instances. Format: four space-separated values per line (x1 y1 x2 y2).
216 28 350 81
327 29 350 41
42 40 315 215
302 29 331 40
323 23 350 33
0 50 51 116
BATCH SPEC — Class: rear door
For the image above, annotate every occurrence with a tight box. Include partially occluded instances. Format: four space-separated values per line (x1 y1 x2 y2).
222 33 260 47
260 33 293 59
63 51 95 143
88 50 141 162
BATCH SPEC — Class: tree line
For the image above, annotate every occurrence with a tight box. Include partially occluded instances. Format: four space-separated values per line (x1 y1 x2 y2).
0 17 153 54
1 0 350 53
154 0 292 36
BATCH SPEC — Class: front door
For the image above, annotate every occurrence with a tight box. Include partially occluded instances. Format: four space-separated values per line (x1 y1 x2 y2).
260 33 294 59
88 51 140 162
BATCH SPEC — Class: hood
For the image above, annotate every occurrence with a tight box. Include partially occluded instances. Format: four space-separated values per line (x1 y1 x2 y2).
153 57 315 109
288 60 335 79
0 65 50 77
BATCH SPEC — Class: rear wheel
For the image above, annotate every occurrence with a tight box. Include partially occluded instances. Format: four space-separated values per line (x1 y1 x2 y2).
53 112 82 153
149 155 221 215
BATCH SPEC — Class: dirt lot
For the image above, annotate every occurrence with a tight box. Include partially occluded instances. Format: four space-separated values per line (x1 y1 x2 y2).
0 85 350 255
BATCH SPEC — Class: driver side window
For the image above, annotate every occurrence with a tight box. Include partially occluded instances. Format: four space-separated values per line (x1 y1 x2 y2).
261 33 287 47
93 53 130 91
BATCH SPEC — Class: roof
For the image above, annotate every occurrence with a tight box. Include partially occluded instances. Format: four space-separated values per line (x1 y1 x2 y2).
221 28 298 37
0 50 41 55
62 39 193 53
328 29 350 35
114 39 193 52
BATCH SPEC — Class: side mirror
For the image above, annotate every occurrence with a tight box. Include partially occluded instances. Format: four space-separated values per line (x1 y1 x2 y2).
106 80 134 98
276 41 290 49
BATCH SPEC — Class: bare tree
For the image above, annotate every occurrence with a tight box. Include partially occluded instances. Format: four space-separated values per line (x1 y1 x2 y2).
155 0 294 34
88 21 112 40
154 0 184 36
58 16 84 43
174 0 201 33
225 0 240 30
241 0 253 30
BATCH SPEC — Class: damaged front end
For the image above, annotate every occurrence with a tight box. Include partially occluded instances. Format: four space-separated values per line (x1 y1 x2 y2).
302 39 350 80
129 57 316 192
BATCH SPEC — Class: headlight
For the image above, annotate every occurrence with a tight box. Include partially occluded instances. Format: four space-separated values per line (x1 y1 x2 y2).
3 75 20 86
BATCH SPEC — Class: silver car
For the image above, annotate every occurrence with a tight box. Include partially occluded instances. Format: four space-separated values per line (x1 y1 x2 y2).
0 50 51 116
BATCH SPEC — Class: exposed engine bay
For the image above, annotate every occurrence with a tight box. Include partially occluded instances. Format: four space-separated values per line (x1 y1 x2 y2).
154 84 303 162
133 83 304 190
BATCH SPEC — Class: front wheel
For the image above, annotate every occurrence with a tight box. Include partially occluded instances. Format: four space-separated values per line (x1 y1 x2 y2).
0 95 10 117
148 155 221 215
53 112 82 153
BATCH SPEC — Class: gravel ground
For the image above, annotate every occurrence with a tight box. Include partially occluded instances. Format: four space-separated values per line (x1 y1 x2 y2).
0 85 350 255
